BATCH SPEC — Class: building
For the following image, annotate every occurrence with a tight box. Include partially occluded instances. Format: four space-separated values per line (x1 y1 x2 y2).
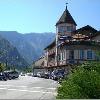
33 4 100 75
33 56 46 75
43 4 100 72
34 56 45 68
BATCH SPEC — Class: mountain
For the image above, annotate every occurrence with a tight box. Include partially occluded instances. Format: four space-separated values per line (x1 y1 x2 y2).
0 31 55 64
0 35 29 70
23 32 55 58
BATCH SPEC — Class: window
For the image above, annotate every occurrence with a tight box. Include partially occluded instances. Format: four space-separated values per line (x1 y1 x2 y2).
63 50 66 60
58 26 66 33
87 50 92 59
62 52 64 60
58 26 73 33
60 52 62 61
80 50 84 59
58 26 68 33
60 51 66 61
58 54 60 61
67 26 73 32
61 50 66 60
69 50 74 60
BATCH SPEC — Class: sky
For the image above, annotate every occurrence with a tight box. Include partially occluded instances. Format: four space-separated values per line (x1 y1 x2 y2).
0 0 99 33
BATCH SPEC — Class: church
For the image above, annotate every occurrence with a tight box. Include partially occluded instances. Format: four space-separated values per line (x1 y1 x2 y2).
34 4 100 73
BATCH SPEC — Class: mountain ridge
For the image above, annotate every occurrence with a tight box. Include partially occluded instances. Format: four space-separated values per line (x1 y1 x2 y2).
0 31 55 64
0 34 29 70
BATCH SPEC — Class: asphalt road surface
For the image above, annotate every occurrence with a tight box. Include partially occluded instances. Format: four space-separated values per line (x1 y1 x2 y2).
0 76 58 99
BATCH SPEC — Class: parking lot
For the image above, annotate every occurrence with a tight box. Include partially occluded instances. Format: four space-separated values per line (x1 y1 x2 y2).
0 76 58 99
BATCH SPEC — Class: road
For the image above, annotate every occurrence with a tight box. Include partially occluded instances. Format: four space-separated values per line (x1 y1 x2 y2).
0 76 58 99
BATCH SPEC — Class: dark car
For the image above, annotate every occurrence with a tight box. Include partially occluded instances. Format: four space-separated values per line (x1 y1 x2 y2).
51 69 65 81
0 72 7 81
9 71 19 79
44 72 51 79
4 72 12 80
4 71 19 79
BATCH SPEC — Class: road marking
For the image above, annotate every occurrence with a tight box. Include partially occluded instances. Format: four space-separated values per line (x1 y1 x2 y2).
0 87 57 95
48 88 56 90
0 85 27 88
0 85 56 90
31 87 56 90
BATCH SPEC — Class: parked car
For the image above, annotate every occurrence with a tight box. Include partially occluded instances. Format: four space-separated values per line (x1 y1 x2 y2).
4 70 19 79
26 73 33 76
36 72 45 78
44 72 51 79
0 72 7 81
20 72 26 76
37 72 42 77
51 69 65 81
32 74 37 77
4 72 12 80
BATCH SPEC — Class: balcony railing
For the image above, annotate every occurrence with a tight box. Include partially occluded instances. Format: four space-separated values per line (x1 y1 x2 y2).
58 40 100 47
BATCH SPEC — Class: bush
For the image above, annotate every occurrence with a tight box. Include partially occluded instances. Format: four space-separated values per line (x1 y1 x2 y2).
57 80 87 99
57 62 100 99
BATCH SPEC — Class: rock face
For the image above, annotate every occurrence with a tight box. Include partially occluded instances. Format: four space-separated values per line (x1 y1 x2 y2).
0 35 29 70
0 31 55 64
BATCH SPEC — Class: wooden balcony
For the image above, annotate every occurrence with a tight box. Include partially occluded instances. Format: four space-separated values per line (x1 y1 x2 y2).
46 58 100 68
57 59 99 66
59 40 100 50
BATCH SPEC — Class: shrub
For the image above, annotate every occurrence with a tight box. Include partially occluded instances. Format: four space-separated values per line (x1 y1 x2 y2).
57 62 100 99
57 80 87 99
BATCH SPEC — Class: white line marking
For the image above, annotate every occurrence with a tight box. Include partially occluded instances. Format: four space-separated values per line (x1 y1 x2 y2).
47 88 56 90
0 85 56 90
0 85 12 87
0 85 27 88
31 87 56 90
0 87 7 89
0 87 56 95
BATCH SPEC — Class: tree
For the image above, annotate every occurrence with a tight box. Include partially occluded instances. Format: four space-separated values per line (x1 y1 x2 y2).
23 66 32 73
0 63 6 72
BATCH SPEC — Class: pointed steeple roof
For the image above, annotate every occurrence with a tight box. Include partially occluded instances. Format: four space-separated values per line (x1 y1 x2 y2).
56 6 77 26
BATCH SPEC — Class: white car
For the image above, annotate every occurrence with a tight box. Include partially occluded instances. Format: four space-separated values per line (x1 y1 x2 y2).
26 73 33 76
37 72 42 77
20 72 26 76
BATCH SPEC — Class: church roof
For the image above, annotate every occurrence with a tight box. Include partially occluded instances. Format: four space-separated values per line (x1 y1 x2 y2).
56 7 77 26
